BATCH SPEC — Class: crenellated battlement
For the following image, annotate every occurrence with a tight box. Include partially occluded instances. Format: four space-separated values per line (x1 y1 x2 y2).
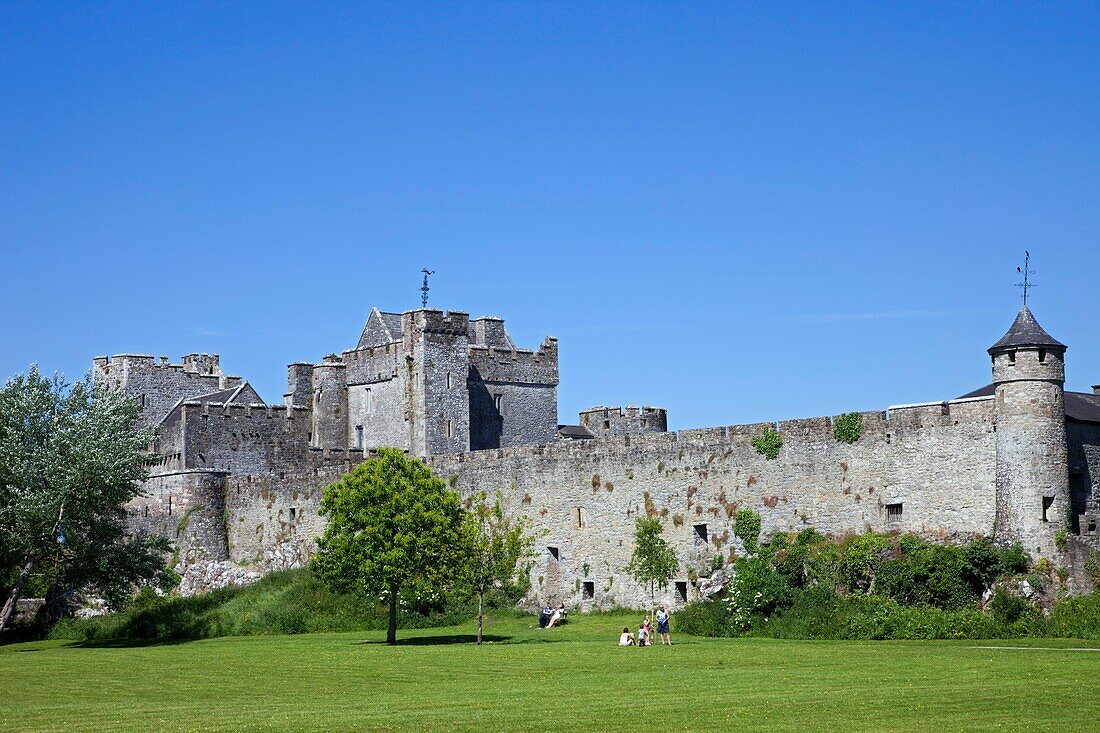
404 309 470 337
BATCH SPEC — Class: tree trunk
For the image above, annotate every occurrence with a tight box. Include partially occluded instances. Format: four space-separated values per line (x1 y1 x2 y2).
0 556 36 633
477 591 484 646
387 584 398 645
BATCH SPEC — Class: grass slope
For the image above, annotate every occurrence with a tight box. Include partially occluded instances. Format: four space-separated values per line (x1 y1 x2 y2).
4 613 1100 733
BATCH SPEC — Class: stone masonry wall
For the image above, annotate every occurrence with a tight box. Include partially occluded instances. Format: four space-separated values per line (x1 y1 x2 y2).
429 397 997 609
198 398 998 608
93 355 242 428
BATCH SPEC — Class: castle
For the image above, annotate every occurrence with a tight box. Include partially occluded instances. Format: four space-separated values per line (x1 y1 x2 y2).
94 304 1100 608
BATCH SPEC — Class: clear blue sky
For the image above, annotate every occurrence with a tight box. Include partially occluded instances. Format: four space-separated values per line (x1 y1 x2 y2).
2 2 1098 430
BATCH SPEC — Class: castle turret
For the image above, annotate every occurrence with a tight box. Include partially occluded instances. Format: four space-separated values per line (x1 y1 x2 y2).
285 362 313 408
579 406 668 437
311 355 348 449
989 305 1069 557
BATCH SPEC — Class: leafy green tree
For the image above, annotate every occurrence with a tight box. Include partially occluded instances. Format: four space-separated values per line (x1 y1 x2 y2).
0 367 172 633
459 493 535 645
311 447 466 644
625 516 679 613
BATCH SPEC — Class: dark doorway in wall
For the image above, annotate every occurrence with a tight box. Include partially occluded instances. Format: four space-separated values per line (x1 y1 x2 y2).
289 507 297 521
675 581 688 602
1042 496 1055 523
582 581 594 599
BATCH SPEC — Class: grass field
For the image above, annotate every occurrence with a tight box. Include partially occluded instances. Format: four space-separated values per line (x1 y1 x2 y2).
4 612 1099 733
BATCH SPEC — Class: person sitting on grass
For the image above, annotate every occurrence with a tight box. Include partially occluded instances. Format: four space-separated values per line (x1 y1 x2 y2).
538 605 552 629
545 603 566 629
619 627 636 646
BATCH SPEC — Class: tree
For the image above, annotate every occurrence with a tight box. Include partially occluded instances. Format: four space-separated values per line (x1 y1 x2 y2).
0 367 172 633
460 493 535 645
311 447 466 644
625 516 679 613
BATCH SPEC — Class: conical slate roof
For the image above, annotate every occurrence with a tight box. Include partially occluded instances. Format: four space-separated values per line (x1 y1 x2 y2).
988 305 1065 353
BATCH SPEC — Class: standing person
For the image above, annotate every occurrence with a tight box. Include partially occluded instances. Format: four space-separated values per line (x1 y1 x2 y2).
642 615 652 641
656 605 672 645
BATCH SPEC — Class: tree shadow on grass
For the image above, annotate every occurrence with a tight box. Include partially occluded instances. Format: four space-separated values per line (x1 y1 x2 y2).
355 633 513 646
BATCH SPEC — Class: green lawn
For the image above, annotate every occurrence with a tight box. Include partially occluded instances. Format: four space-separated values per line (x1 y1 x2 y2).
3 613 1099 733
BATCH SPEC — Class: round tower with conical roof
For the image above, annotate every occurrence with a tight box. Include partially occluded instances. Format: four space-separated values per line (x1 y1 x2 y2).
989 305 1069 557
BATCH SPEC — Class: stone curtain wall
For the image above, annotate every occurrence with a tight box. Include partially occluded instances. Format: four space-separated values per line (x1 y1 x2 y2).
224 469 338 569
144 398 998 607
431 399 997 609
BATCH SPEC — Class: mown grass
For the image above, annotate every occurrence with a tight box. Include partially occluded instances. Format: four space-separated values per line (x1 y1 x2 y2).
4 612 1100 733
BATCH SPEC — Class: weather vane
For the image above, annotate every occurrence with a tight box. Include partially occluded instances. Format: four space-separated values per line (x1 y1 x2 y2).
1015 251 1035 306
421 269 435 308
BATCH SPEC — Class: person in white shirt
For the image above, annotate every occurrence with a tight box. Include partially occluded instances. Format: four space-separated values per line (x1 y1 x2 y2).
636 624 648 647
618 627 635 646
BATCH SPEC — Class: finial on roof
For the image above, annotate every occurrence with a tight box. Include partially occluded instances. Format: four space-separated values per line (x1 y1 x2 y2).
1015 250 1035 306
421 269 435 308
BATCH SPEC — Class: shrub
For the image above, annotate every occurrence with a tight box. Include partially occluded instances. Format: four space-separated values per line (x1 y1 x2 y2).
1055 530 1068 552
734 509 762 552
833 412 863 444
752 428 782 460
990 588 1030 625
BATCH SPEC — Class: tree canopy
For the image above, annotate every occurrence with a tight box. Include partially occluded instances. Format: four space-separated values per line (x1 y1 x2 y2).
311 447 466 644
0 367 172 633
625 516 679 610
459 492 535 644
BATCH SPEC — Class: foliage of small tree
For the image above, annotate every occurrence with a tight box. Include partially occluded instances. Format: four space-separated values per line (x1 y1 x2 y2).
459 493 535 645
311 447 466 644
735 508 762 552
752 427 782 460
833 412 863 444
0 367 172 633
625 517 679 612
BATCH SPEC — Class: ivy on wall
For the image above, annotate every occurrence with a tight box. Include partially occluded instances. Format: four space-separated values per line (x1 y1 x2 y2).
752 427 782 460
833 412 863 444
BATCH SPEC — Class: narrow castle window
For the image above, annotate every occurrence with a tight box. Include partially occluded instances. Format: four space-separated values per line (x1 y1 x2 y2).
1042 496 1054 522
446 420 454 439
365 387 372 414
675 581 688 602
289 507 297 521
1008 351 1016 365
167 495 173 516
548 546 560 562
574 507 588 528
1038 349 1047 364
355 425 364 449
494 394 504 416
886 503 903 521
446 372 453 389
582 581 595 599
693 524 708 545
604 420 611 429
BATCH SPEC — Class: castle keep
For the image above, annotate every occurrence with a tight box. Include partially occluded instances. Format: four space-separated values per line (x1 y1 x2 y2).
94 305 1100 608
